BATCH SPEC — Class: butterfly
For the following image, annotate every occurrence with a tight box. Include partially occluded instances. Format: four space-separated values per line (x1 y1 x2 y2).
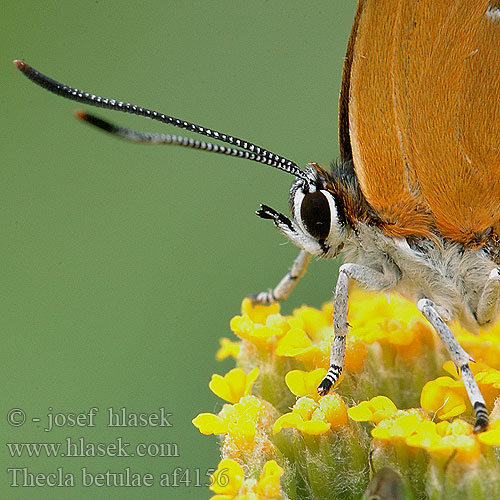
14 0 500 432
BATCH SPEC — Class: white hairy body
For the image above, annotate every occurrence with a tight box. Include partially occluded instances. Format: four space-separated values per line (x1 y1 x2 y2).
343 224 500 333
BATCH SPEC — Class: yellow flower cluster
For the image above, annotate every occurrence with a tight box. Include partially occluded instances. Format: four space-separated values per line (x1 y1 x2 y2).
228 297 368 382
193 289 500 500
192 372 276 459
273 393 348 435
210 458 283 500
350 396 500 464
421 361 500 421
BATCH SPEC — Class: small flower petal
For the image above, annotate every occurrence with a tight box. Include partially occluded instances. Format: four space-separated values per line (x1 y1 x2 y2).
348 396 398 424
192 413 227 435
292 306 331 341
420 377 467 420
241 297 280 324
285 368 327 399
228 419 256 446
256 460 284 499
478 423 500 446
210 458 244 495
296 420 331 435
273 412 304 434
372 412 423 440
209 368 260 403
216 337 241 361
318 393 348 427
275 328 312 355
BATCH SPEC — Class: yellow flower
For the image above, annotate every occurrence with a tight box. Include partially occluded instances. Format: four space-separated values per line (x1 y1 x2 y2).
455 324 500 369
210 458 244 499
199 292 500 499
289 305 331 342
193 395 265 444
478 419 500 446
406 419 480 464
230 316 281 349
474 368 500 407
195 395 278 458
349 290 419 326
273 394 347 435
241 297 280 324
230 306 288 349
421 364 500 420
317 393 349 427
273 397 329 435
217 337 241 361
371 410 426 440
349 291 434 360
228 298 290 353
284 368 328 400
275 327 327 366
193 412 229 435
209 368 260 404
478 399 500 446
370 409 490 464
255 460 284 499
209 459 284 500
290 396 317 421
420 376 467 420
348 396 398 424
275 305 366 372
343 334 367 373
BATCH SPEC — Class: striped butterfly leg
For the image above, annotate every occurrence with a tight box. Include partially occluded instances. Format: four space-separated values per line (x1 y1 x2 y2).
318 263 400 395
417 298 489 433
476 268 500 326
250 250 311 305
251 203 330 306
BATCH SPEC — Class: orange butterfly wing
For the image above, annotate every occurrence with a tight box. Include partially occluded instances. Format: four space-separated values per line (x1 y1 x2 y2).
342 0 500 245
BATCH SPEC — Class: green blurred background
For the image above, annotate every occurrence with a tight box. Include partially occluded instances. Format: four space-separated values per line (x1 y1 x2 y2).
1 1 355 498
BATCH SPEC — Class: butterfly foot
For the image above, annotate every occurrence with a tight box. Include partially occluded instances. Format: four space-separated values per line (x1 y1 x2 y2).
248 290 276 305
317 378 333 396
473 402 489 433
318 365 343 396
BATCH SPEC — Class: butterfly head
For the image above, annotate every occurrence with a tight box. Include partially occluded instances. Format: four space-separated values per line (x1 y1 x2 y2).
256 163 346 258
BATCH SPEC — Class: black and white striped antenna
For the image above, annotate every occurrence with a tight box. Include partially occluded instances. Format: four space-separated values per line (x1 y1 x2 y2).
13 60 305 179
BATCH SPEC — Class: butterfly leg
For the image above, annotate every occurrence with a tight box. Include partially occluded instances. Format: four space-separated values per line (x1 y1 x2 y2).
250 250 311 304
417 298 488 432
318 263 399 395
476 268 500 326
251 204 325 304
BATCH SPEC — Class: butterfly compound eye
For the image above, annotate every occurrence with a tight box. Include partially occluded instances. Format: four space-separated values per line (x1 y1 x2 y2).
300 191 332 240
